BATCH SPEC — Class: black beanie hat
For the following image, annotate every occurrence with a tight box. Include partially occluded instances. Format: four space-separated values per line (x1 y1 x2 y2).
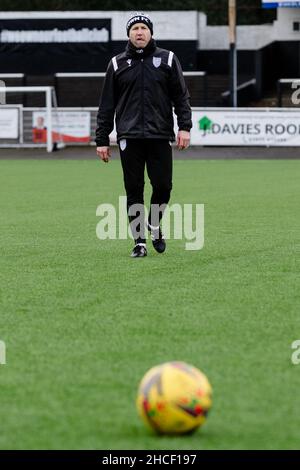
126 13 153 37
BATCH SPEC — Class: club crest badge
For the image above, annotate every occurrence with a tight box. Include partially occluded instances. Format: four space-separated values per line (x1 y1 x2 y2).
153 57 161 68
120 139 127 151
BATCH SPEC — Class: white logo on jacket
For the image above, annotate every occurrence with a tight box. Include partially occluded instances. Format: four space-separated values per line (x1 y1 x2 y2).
127 59 132 66
153 57 161 68
120 139 127 151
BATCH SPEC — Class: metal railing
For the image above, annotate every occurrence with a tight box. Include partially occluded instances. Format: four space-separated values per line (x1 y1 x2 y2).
221 78 257 107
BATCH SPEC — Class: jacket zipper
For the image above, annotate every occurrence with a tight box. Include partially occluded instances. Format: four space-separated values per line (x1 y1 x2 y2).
141 58 144 137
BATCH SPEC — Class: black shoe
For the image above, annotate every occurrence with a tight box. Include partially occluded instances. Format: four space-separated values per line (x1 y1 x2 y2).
148 224 166 254
131 243 147 258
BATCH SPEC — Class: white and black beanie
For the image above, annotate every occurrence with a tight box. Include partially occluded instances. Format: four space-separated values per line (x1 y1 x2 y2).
126 13 153 36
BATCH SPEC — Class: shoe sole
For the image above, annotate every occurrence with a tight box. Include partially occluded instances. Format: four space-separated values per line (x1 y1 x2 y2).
131 252 148 258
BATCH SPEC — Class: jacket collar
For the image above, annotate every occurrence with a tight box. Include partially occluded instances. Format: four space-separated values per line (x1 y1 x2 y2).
126 38 157 58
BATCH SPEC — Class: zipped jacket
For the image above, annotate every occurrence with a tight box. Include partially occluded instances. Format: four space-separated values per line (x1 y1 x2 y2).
95 39 192 146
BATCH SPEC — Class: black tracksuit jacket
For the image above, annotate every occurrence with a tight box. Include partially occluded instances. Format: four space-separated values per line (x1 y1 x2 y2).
95 39 192 147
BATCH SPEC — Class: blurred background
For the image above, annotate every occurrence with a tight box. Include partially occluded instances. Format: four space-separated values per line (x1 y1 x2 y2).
0 1 299 149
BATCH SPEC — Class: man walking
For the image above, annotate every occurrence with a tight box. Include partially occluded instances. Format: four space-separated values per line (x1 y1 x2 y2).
96 13 192 257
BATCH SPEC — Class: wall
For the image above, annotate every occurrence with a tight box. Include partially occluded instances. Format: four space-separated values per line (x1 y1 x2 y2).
0 10 198 41
0 11 198 73
1 9 300 51
199 7 300 51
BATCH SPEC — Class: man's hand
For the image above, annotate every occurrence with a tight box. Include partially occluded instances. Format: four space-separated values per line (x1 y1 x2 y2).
97 146 111 163
177 130 190 150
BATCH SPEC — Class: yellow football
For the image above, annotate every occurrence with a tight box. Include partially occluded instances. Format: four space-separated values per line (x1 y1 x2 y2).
136 361 212 435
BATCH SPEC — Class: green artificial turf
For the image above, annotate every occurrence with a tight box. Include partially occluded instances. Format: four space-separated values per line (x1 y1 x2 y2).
0 157 299 450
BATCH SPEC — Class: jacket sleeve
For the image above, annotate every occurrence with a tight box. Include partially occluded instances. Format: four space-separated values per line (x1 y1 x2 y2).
169 54 192 132
95 60 116 146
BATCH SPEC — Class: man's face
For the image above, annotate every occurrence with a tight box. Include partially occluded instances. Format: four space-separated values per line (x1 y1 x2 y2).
37 116 45 128
129 23 151 48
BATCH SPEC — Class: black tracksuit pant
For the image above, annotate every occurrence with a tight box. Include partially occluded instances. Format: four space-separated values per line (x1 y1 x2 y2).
119 139 173 244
